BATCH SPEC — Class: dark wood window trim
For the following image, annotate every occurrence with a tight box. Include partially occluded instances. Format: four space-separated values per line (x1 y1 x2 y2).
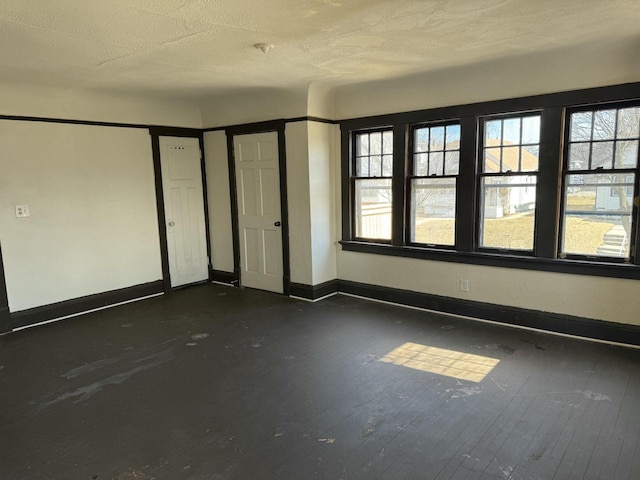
347 126 395 244
558 101 640 265
340 82 640 281
338 240 640 280
406 120 461 250
475 111 542 256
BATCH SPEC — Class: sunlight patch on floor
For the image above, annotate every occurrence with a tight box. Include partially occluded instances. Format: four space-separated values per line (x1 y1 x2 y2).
379 342 500 382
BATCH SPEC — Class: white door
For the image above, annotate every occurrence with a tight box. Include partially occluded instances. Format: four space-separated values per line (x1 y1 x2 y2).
233 132 283 293
159 136 209 287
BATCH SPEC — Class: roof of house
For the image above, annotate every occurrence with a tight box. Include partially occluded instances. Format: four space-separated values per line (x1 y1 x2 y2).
484 139 538 173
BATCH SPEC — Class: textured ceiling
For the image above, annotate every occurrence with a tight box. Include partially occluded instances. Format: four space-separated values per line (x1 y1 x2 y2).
0 0 638 99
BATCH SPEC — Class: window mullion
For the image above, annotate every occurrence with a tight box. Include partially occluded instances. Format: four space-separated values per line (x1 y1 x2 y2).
536 107 563 259
392 124 408 246
456 116 477 252
341 128 352 241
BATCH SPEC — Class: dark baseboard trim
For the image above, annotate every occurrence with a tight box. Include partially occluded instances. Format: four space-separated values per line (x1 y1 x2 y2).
211 270 239 285
337 280 640 347
290 280 339 300
9 280 164 330
0 307 10 334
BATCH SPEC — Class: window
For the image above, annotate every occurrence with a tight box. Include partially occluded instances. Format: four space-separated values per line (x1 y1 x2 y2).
560 105 640 260
352 129 393 241
409 123 460 246
340 83 640 279
478 114 541 251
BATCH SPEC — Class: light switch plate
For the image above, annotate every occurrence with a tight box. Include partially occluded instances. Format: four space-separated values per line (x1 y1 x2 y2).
15 205 30 218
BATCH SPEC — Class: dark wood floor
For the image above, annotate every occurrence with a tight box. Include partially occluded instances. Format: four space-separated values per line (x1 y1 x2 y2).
1 284 639 480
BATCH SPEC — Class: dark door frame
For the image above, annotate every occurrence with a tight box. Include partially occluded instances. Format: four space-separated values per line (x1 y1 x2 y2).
0 241 10 333
149 127 213 293
225 120 291 295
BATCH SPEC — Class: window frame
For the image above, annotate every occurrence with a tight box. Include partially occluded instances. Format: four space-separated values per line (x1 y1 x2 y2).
406 120 461 250
558 101 640 263
476 111 543 256
339 82 640 280
349 127 395 244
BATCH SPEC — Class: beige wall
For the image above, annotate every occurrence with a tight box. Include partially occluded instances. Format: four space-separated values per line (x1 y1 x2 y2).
285 122 314 285
3 46 636 326
203 123 322 287
205 121 338 288
331 35 640 120
200 88 308 129
0 121 162 312
0 84 202 312
308 122 338 285
336 251 640 325
331 39 640 325
203 131 235 274
0 82 202 128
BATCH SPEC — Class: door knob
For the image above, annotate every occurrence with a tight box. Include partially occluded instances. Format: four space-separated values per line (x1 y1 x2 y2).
168 221 175 226
274 221 281 227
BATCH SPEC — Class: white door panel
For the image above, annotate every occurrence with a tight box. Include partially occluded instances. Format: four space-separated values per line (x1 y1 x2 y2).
234 132 283 293
160 137 208 287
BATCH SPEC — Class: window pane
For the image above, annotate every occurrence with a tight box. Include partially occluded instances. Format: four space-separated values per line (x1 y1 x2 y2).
370 132 382 154
568 142 590 170
561 173 634 258
430 126 445 151
369 155 382 176
480 175 537 250
411 178 456 246
383 131 393 154
617 107 640 139
570 111 592 141
615 140 638 168
502 146 520 172
591 141 614 169
503 118 521 145
415 128 429 152
445 151 460 175
414 153 428 176
485 120 502 143
357 157 369 176
522 116 541 144
446 124 461 147
593 110 616 140
356 134 369 156
429 152 444 176
521 146 539 172
484 147 501 172
564 173 634 214
355 179 392 240
382 154 393 176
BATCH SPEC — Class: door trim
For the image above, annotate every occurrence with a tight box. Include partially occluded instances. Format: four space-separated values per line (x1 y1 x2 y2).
226 120 290 295
149 127 213 293
0 241 10 333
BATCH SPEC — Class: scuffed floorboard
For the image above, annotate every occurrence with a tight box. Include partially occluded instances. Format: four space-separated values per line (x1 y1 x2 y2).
1 284 639 480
